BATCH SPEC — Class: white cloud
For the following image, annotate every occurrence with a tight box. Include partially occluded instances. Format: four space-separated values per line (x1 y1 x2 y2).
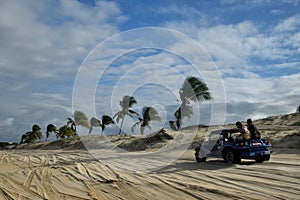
166 14 300 75
224 73 300 115
0 118 14 127
274 14 300 32
165 21 258 69
154 4 218 26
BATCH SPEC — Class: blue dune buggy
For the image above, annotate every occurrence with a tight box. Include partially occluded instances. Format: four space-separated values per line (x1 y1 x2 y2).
194 129 273 164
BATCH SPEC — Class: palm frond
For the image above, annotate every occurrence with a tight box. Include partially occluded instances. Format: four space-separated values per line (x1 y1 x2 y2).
46 124 57 139
174 107 181 120
169 121 178 131
151 116 161 121
131 121 141 133
90 117 101 127
128 96 137 108
146 125 151 130
128 109 139 116
67 118 74 125
102 115 114 125
142 106 160 122
74 111 90 128
32 124 41 132
180 76 212 103
113 111 121 119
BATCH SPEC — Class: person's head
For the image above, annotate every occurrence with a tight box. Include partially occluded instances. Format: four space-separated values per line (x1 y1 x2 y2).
247 118 252 124
236 121 242 128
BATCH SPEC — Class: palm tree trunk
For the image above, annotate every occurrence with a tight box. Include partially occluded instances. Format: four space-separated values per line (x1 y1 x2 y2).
119 118 124 135
140 125 145 135
176 119 182 130
88 126 93 135
101 125 104 136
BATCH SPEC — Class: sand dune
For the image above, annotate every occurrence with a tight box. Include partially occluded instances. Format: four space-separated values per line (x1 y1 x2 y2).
0 113 299 199
0 149 299 200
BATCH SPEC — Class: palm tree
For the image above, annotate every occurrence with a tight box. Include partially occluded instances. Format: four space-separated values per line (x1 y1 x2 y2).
169 76 212 130
169 105 193 131
89 115 115 135
20 133 30 144
20 124 43 143
89 117 100 134
100 115 115 134
131 106 161 135
67 111 90 135
57 125 74 139
73 111 90 129
113 95 138 135
46 124 58 141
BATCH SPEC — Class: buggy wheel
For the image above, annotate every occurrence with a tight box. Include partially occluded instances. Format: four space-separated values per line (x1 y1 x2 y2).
256 154 270 163
223 149 241 164
195 151 206 162
264 154 270 161
255 156 264 163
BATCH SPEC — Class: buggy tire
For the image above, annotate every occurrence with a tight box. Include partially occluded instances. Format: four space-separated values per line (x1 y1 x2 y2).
264 154 270 161
222 149 241 164
255 156 264 163
256 154 270 163
195 151 206 162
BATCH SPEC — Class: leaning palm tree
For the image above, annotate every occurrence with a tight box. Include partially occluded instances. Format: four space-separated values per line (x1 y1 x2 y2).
57 125 74 139
46 124 58 141
67 111 90 135
20 132 30 144
30 124 43 142
131 106 161 135
20 124 43 143
89 117 100 134
169 76 212 130
89 115 115 135
73 111 90 129
113 95 138 135
100 115 115 134
170 105 193 131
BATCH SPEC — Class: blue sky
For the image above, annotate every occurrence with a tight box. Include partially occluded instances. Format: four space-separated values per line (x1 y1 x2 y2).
0 0 299 142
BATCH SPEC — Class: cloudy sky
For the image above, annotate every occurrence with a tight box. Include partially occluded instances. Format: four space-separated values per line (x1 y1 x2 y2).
0 0 299 141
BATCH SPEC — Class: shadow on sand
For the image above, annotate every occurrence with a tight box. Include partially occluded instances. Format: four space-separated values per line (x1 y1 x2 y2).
156 159 256 173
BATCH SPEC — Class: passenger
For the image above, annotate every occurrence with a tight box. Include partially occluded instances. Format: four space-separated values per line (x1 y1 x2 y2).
247 118 261 140
231 121 250 141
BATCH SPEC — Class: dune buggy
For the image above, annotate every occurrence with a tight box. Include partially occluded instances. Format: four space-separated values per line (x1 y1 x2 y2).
194 129 272 164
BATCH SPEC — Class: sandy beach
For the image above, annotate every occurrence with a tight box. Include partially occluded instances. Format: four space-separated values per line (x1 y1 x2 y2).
0 113 299 200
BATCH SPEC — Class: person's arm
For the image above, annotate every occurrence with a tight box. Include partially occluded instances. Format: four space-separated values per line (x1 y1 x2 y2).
230 128 240 133
253 124 260 134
